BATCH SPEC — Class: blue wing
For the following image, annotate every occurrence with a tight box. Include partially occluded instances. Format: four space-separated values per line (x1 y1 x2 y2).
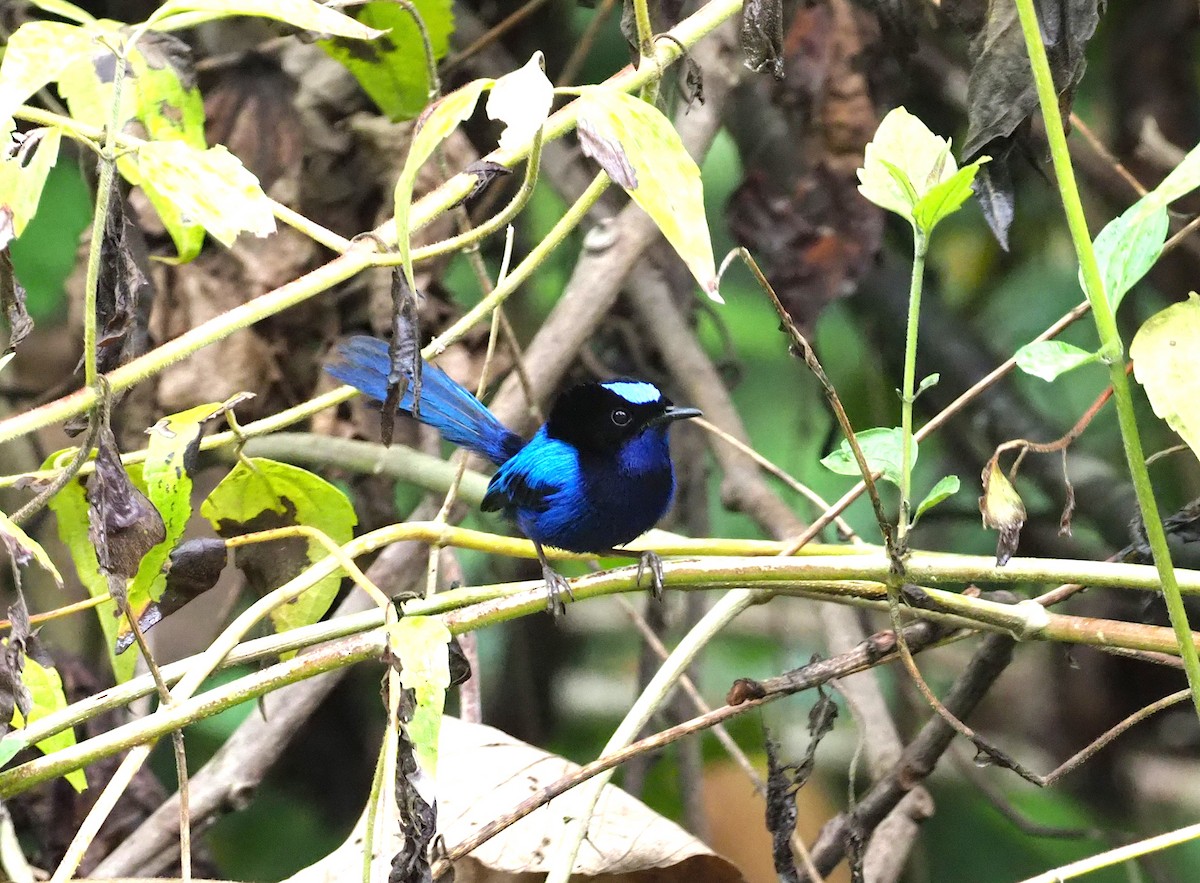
327 336 522 466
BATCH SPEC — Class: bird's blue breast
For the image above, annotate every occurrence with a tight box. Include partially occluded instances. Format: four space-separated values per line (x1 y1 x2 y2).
487 426 676 553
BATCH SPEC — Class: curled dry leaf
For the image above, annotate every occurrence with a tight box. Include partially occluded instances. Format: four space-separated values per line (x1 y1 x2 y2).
282 717 744 883
979 459 1026 567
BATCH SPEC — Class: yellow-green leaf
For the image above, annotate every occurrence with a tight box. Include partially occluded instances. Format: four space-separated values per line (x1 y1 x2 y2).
148 0 386 40
0 21 97 129
393 78 491 290
0 508 63 588
0 128 62 248
1132 293 1200 462
576 87 719 300
129 141 275 258
389 615 451 775
129 32 206 148
200 458 357 640
29 0 97 24
10 655 86 791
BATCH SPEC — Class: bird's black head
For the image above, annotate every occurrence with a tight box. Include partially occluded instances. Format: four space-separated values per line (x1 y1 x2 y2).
545 380 701 456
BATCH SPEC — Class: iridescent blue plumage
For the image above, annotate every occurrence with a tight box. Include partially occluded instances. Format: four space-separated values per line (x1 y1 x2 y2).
327 335 701 612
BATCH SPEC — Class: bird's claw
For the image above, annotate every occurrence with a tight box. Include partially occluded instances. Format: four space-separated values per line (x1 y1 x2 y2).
636 551 666 601
541 563 575 616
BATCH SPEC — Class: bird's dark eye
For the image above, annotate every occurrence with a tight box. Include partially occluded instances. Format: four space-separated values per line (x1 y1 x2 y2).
611 408 632 427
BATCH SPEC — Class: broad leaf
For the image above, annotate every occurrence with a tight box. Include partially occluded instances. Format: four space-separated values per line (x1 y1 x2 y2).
45 449 135 683
576 87 719 299
200 458 357 639
319 0 454 121
130 142 275 258
130 32 206 148
486 52 553 153
1091 200 1169 312
393 79 491 290
913 475 960 526
820 427 909 486
1014 340 1098 382
1132 293 1200 464
148 0 385 39
390 615 452 775
0 21 97 129
0 128 62 247
56 19 135 132
10 656 86 791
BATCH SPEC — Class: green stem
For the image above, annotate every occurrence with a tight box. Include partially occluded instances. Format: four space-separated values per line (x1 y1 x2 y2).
896 229 928 554
1013 0 1200 722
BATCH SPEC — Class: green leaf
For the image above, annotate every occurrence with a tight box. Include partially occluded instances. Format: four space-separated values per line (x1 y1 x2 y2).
915 373 940 397
318 0 454 121
126 142 275 259
11 655 85 791
0 21 97 130
393 78 491 290
0 508 64 588
45 449 134 683
1014 340 1099 382
29 0 97 24
147 0 386 40
117 401 239 651
913 475 960 526
389 615 451 775
1132 292 1200 464
858 107 958 224
820 427 910 486
0 128 62 247
1091 200 1169 312
0 733 26 770
913 160 988 233
486 52 553 153
1154 139 1200 206
200 458 357 640
576 88 719 300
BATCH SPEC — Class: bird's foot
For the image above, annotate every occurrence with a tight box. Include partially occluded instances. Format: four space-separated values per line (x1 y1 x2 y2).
541 562 575 616
635 550 666 601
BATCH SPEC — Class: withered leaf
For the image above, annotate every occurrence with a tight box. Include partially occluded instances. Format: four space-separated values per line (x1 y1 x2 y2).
577 116 638 190
382 269 422 448
114 537 228 654
390 688 436 883
87 426 165 586
979 459 1026 566
973 142 1017 249
741 0 785 79
1 249 31 354
462 159 512 204
0 591 37 735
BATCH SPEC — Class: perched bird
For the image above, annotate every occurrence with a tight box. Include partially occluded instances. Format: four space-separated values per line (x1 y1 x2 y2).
327 336 701 613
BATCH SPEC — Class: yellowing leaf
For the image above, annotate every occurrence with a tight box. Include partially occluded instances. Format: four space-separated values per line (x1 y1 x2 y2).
576 88 719 300
11 656 86 791
979 460 1026 567
1132 293 1200 462
131 141 275 256
0 128 62 247
0 21 97 129
389 616 451 775
0 508 63 587
393 78 491 290
148 0 386 40
486 52 552 153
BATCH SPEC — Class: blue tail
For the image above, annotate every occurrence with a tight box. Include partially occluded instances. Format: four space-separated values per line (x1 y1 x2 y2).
327 336 522 466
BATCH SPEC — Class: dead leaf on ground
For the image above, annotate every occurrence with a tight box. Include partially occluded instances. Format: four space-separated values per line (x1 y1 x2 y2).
283 717 745 883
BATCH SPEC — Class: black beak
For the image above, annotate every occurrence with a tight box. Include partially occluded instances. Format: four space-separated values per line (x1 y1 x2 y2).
650 405 702 428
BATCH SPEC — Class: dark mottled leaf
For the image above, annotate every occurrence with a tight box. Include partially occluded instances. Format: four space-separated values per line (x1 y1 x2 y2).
682 54 704 107
391 688 436 883
200 458 357 640
87 426 165 589
383 270 422 448
1 250 31 353
120 538 228 651
973 141 1016 249
318 0 454 122
742 0 784 78
764 684 837 883
129 31 206 148
94 182 151 376
577 115 638 189
953 0 1102 160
